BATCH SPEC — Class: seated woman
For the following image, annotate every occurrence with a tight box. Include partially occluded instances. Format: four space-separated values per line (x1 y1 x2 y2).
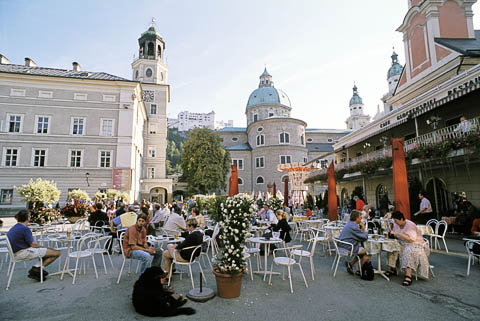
386 211 430 286
270 210 292 243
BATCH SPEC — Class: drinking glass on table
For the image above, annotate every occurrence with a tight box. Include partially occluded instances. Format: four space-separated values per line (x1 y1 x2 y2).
174 233 178 240
66 229 71 238
272 232 280 239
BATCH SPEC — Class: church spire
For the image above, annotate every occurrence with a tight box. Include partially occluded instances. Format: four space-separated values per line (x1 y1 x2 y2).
259 67 273 88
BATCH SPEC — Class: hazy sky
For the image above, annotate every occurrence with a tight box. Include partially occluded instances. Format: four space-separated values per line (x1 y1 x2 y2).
1 0 480 129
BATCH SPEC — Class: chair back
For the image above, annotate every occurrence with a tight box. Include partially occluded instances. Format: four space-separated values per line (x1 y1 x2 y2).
95 235 112 251
211 223 220 239
333 238 354 257
180 245 202 263
426 219 438 234
436 220 448 237
465 240 480 257
118 232 126 258
77 234 98 253
3 236 15 262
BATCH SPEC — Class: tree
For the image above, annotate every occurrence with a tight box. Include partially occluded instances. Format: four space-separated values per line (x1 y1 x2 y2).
180 128 230 195
68 189 91 202
16 178 61 208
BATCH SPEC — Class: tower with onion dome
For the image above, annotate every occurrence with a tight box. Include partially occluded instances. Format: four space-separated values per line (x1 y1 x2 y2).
345 84 370 130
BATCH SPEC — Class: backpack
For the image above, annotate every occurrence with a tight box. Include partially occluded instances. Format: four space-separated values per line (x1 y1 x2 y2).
361 261 374 281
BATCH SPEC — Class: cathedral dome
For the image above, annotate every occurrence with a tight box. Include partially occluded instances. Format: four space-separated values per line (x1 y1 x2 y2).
349 85 363 105
387 51 403 79
247 87 291 108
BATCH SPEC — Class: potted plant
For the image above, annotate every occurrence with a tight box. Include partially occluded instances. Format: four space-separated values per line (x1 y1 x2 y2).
29 206 61 225
213 194 255 298
61 189 91 223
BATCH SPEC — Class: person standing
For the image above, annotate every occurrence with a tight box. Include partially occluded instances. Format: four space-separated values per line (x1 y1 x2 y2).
353 196 366 212
413 192 433 224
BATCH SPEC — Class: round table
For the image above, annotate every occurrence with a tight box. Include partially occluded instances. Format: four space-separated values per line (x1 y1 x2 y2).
365 236 400 281
247 237 283 281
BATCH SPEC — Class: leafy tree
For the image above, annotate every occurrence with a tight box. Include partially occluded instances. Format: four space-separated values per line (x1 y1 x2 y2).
16 178 61 208
68 189 91 202
167 128 186 175
180 128 230 195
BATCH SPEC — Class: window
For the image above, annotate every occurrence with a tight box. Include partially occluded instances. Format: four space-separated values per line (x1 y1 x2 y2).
3 148 18 166
147 167 155 179
69 150 82 167
150 104 157 115
301 134 304 145
74 93 88 100
149 124 157 134
0 189 13 204
99 150 111 168
8 114 22 133
71 117 85 135
10 89 25 97
103 95 116 102
256 134 265 146
231 137 238 142
307 138 313 143
327 138 333 143
255 156 265 168
36 116 50 134
148 146 156 158
269 112 274 117
253 114 258 122
232 159 244 170
32 149 47 167
257 127 263 132
38 91 53 99
146 68 153 77
303 157 308 163
238 177 244 185
280 155 291 164
256 176 264 184
100 119 114 136
279 132 290 144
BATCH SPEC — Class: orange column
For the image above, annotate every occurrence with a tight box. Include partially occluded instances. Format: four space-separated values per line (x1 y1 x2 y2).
327 161 338 221
392 138 411 219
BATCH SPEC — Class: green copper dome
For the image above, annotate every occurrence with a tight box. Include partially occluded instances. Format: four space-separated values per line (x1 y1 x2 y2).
349 85 363 105
387 51 403 78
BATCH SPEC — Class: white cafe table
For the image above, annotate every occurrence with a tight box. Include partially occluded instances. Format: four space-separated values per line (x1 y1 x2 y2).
247 236 283 281
365 236 401 281
158 236 185 244
47 234 79 278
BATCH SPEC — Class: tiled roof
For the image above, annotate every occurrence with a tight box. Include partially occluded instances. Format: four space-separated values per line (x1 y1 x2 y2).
216 127 246 132
226 143 252 151
0 64 131 81
434 30 480 56
306 143 334 153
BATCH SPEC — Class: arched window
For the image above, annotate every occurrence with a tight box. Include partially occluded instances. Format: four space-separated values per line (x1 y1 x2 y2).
135 70 139 80
256 176 264 184
256 134 265 146
157 45 162 58
279 132 290 144
281 175 289 182
301 134 304 145
238 177 244 185
147 42 154 56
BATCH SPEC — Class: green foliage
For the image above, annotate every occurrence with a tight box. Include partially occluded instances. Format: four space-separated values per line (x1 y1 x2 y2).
16 178 61 205
29 207 61 225
106 189 122 201
180 128 230 194
206 194 227 223
94 191 107 202
167 128 186 175
256 198 264 208
267 197 283 213
68 189 90 202
120 192 131 203
188 196 207 213
305 193 315 210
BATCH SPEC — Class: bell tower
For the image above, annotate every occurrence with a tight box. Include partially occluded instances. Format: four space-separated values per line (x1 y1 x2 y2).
131 19 168 84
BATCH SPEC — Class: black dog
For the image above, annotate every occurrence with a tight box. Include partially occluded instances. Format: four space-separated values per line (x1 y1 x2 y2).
132 266 196 317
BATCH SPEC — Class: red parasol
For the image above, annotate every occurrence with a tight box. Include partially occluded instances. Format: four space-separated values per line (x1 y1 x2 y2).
392 138 411 219
228 164 239 196
327 161 338 221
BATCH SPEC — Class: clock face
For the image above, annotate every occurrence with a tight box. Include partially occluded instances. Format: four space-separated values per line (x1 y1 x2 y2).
146 68 153 77
142 90 154 102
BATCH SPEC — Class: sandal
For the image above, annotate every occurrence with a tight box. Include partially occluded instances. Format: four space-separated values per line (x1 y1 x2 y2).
345 262 354 275
385 269 397 277
402 276 413 286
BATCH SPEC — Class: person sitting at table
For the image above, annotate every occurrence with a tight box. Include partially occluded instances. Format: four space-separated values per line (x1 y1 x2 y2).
190 207 206 229
338 210 370 275
270 210 292 243
384 205 395 219
386 211 430 286
305 208 313 218
122 214 160 274
88 203 109 227
162 219 203 277
163 206 186 234
6 210 61 281
107 205 139 254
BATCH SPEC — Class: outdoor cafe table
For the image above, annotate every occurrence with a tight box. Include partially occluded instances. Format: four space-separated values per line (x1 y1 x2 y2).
365 236 400 281
48 234 80 278
247 236 283 281
250 225 268 237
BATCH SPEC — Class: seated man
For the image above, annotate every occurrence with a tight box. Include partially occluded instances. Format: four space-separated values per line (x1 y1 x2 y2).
262 204 278 225
163 219 203 276
338 210 370 275
163 206 186 234
7 210 61 281
386 211 430 286
122 214 160 274
107 205 138 253
151 204 166 228
88 202 109 227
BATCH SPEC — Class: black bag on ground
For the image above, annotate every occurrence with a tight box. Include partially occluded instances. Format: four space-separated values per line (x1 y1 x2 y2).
361 261 374 281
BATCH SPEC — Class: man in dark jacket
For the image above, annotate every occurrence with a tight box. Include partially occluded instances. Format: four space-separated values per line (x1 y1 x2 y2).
88 203 109 227
162 218 203 275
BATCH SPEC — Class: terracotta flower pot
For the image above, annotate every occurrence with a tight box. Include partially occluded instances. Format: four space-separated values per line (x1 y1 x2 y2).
213 269 243 298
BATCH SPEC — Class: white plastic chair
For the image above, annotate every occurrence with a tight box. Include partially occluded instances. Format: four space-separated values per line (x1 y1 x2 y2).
268 245 308 293
88 235 114 274
167 244 206 289
430 220 449 252
244 252 254 281
61 234 98 284
199 235 213 270
4 236 44 290
116 232 141 284
466 240 480 276
293 236 319 280
331 239 362 277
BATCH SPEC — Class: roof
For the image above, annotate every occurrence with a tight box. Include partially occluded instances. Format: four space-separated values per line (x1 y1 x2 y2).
387 51 403 78
306 128 352 134
306 143 334 153
435 30 480 56
0 64 131 82
246 86 291 108
260 67 271 78
216 127 246 133
349 85 363 105
226 143 252 151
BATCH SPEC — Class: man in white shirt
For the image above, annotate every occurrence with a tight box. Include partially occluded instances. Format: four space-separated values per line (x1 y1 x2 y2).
455 115 472 135
163 206 186 234
414 192 433 224
263 205 278 225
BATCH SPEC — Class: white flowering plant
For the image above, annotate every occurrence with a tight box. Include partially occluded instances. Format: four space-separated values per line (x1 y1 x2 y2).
214 194 255 274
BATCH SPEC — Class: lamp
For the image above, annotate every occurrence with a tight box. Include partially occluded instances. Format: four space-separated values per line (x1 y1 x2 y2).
379 136 389 147
426 115 442 130
363 142 371 149
85 172 90 187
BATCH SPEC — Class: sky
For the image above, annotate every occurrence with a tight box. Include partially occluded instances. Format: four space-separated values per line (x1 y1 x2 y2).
1 0 480 129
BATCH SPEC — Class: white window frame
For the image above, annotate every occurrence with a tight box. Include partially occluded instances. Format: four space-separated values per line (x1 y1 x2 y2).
0 189 13 204
98 150 112 168
148 146 156 158
38 90 53 99
279 132 290 144
100 118 115 137
102 94 116 102
147 167 155 179
68 149 84 168
71 117 86 135
255 156 265 169
307 138 313 143
256 176 265 185
256 134 265 146
232 159 244 170
31 148 48 167
10 88 25 97
2 147 20 167
280 155 292 165
35 115 51 134
253 114 258 122
150 104 157 115
74 93 88 101
7 113 24 133
238 177 244 185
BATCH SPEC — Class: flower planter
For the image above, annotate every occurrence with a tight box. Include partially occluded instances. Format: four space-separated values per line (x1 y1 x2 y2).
67 216 83 224
213 269 243 298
